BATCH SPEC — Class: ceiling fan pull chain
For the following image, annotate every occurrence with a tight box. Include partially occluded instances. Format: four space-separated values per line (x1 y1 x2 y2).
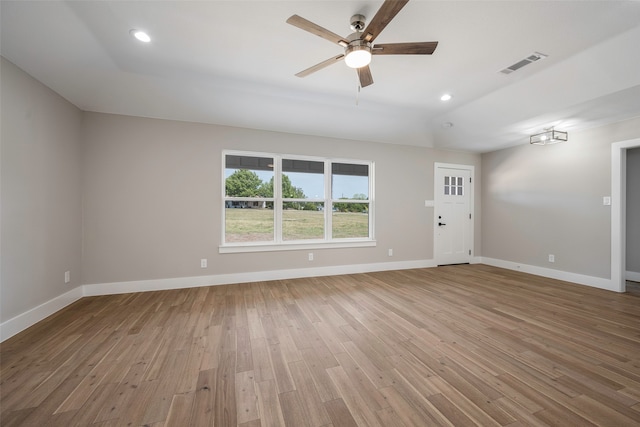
356 84 361 106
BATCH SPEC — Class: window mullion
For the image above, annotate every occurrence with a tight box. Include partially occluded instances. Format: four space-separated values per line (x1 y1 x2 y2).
369 162 375 239
274 156 282 243
325 159 332 240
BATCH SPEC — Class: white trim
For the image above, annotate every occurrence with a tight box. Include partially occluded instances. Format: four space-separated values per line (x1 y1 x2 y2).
223 151 375 248
220 240 376 253
0 286 84 342
84 259 436 297
627 271 640 282
2 260 436 342
612 138 640 293
481 257 616 292
6 256 629 343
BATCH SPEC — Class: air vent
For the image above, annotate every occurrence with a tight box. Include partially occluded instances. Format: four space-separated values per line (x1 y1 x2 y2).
500 52 548 75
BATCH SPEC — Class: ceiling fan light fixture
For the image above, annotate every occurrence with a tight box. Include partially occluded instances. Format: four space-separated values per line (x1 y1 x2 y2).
344 42 372 69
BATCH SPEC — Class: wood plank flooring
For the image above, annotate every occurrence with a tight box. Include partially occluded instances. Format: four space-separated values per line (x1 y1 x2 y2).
2 264 640 426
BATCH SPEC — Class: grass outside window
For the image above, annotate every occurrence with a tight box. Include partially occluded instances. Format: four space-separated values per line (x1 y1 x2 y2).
225 208 368 242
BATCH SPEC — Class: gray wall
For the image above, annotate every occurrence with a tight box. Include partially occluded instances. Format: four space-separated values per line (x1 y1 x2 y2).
0 56 481 324
1 57 83 323
482 116 640 279
3 49 637 331
628 147 640 275
81 112 481 285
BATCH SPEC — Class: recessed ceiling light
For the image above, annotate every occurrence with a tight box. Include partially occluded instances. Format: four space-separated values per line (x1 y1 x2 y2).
130 29 151 43
440 94 452 101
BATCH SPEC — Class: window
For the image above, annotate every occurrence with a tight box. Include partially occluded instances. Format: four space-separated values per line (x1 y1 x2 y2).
224 155 274 242
223 151 374 251
332 163 369 239
282 159 325 241
444 175 464 196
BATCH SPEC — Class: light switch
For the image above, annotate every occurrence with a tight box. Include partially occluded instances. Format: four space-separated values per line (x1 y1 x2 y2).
603 196 611 206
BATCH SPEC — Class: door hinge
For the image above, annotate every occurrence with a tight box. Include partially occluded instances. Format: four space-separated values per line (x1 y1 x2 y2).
469 213 472 219
469 249 471 255
469 177 472 183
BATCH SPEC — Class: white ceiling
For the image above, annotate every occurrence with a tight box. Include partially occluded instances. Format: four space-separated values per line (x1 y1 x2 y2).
2 1 640 152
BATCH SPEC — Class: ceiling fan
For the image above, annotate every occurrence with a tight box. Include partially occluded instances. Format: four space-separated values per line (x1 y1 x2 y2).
286 0 438 88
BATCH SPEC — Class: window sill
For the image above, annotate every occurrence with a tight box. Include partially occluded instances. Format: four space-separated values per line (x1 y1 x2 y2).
219 240 376 254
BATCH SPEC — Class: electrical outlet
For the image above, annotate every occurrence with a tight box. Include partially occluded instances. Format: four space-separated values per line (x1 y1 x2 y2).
308 253 314 261
64 271 70 284
388 249 393 257
200 259 207 268
548 254 555 263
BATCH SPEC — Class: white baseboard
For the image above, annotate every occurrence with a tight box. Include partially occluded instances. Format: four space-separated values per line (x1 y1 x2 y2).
2 260 434 343
627 271 640 282
480 257 617 292
0 286 84 342
4 257 623 343
83 259 436 296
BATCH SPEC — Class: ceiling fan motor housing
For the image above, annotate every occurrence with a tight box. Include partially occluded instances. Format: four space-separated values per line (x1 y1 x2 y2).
345 39 372 55
350 14 366 31
346 15 371 66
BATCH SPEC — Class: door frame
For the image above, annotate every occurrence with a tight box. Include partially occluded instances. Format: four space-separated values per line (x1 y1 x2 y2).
611 137 640 292
434 162 475 266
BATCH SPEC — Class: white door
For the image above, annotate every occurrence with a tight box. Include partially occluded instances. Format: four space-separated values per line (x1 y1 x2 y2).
434 164 473 265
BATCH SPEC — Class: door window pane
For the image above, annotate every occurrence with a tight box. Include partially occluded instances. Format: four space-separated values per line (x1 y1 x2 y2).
444 175 464 196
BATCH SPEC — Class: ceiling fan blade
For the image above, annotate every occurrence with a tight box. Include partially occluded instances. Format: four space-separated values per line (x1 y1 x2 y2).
357 65 374 88
362 0 410 43
295 54 345 78
286 15 349 46
372 41 438 55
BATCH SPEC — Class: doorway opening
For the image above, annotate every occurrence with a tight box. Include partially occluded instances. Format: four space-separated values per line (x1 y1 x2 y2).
611 138 640 292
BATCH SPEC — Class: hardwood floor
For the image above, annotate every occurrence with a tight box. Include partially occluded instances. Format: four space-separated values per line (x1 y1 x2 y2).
2 264 640 426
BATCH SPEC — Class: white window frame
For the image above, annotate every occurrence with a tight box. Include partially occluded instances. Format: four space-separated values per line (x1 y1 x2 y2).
220 150 375 253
